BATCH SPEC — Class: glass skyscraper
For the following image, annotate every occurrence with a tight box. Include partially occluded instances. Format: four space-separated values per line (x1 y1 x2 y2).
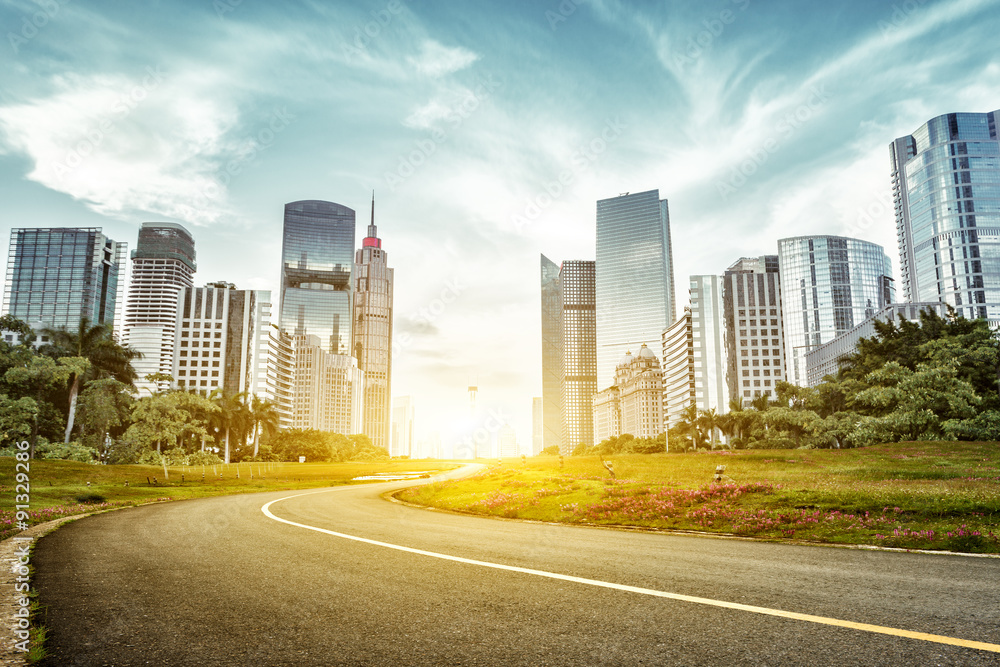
539 254 563 450
689 275 729 415
596 189 675 388
777 236 894 387
279 200 355 354
4 227 126 331
891 110 1000 323
124 222 196 395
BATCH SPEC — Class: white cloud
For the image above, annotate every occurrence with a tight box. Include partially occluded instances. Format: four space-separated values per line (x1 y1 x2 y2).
406 40 479 77
0 69 240 226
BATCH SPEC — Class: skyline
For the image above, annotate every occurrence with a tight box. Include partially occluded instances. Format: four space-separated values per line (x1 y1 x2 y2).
2 0 1000 447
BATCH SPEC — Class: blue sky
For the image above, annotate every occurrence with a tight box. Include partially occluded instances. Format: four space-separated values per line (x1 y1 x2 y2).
1 0 998 451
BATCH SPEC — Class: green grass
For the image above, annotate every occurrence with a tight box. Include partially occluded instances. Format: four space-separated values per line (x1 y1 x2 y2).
398 442 1000 553
0 458 459 540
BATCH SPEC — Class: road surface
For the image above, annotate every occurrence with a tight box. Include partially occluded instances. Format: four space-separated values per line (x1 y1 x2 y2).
33 466 1000 665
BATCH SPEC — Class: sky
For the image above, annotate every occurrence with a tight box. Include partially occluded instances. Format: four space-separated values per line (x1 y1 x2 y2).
1 0 999 454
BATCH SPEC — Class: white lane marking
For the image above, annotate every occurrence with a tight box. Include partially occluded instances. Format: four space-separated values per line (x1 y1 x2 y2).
261 488 1000 654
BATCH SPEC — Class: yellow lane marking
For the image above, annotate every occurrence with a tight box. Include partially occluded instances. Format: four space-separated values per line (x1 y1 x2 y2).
261 489 1000 654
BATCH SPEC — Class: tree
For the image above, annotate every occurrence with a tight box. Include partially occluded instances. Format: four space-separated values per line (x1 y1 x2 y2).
697 408 722 449
674 401 704 450
0 394 37 443
539 445 560 456
4 356 72 458
208 389 250 464
125 391 216 479
38 318 140 443
248 394 281 458
77 378 134 461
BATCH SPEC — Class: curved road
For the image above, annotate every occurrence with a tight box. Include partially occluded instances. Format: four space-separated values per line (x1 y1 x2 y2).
34 466 1000 666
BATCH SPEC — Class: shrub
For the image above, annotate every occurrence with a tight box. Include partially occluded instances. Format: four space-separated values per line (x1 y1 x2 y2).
74 493 107 504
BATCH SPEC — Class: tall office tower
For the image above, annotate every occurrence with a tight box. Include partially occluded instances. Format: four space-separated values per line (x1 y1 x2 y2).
279 200 362 432
689 275 729 415
280 200 355 353
891 110 1000 322
498 424 518 458
560 260 597 453
246 292 293 429
539 254 563 450
531 396 543 455
4 227 126 331
661 310 694 426
391 396 415 458
353 195 394 452
172 283 284 397
723 256 785 404
777 236 894 387
595 189 675 387
592 344 665 443
123 223 196 396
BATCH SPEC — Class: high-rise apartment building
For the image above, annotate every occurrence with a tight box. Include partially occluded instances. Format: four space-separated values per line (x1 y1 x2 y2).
688 275 729 415
777 237 894 387
891 110 1000 323
595 189 675 387
123 223 196 395
171 283 291 423
539 254 563 450
391 396 415 458
722 256 785 404
4 227 126 331
661 310 693 426
279 200 363 432
560 260 597 452
352 196 394 452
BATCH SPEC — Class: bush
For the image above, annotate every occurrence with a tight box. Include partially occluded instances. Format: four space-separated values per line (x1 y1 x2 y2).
37 440 98 463
74 493 107 504
187 450 224 466
137 449 163 466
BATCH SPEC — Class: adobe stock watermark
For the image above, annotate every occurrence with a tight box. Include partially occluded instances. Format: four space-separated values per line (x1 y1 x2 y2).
383 74 503 192
199 108 296 202
52 66 165 181
878 0 927 37
7 0 71 55
213 0 242 19
672 0 751 71
11 440 32 653
545 0 583 31
845 188 895 239
715 84 830 200
454 407 512 460
392 275 467 358
342 0 405 60
511 117 626 232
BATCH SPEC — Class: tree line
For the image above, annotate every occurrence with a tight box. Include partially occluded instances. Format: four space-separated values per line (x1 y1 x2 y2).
0 315 388 463
579 307 1000 453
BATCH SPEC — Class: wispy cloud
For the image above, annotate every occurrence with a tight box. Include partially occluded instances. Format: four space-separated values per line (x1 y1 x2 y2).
406 39 479 77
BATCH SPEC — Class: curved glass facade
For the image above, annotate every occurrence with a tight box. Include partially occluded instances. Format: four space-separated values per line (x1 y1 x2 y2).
279 200 355 354
891 110 1000 323
777 236 894 387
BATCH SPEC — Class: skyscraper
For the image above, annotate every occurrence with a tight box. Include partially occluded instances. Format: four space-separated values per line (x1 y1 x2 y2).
498 424 518 458
689 275 729 415
279 200 363 432
391 396 415 458
4 227 126 331
353 194 394 452
123 223 196 395
777 237 894 387
531 396 543 455
279 200 355 354
661 310 693 426
539 254 563 450
891 110 1000 323
560 260 597 452
596 189 675 387
722 256 786 404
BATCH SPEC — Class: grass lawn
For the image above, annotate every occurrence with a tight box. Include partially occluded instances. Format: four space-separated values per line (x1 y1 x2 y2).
0 458 459 540
398 441 1000 554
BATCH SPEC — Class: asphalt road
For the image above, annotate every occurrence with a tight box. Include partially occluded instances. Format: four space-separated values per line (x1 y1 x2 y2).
33 465 1000 666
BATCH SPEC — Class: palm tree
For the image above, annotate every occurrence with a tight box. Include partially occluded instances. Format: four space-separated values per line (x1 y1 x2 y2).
248 394 281 458
39 318 140 443
676 401 703 450
209 388 249 463
697 408 721 449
